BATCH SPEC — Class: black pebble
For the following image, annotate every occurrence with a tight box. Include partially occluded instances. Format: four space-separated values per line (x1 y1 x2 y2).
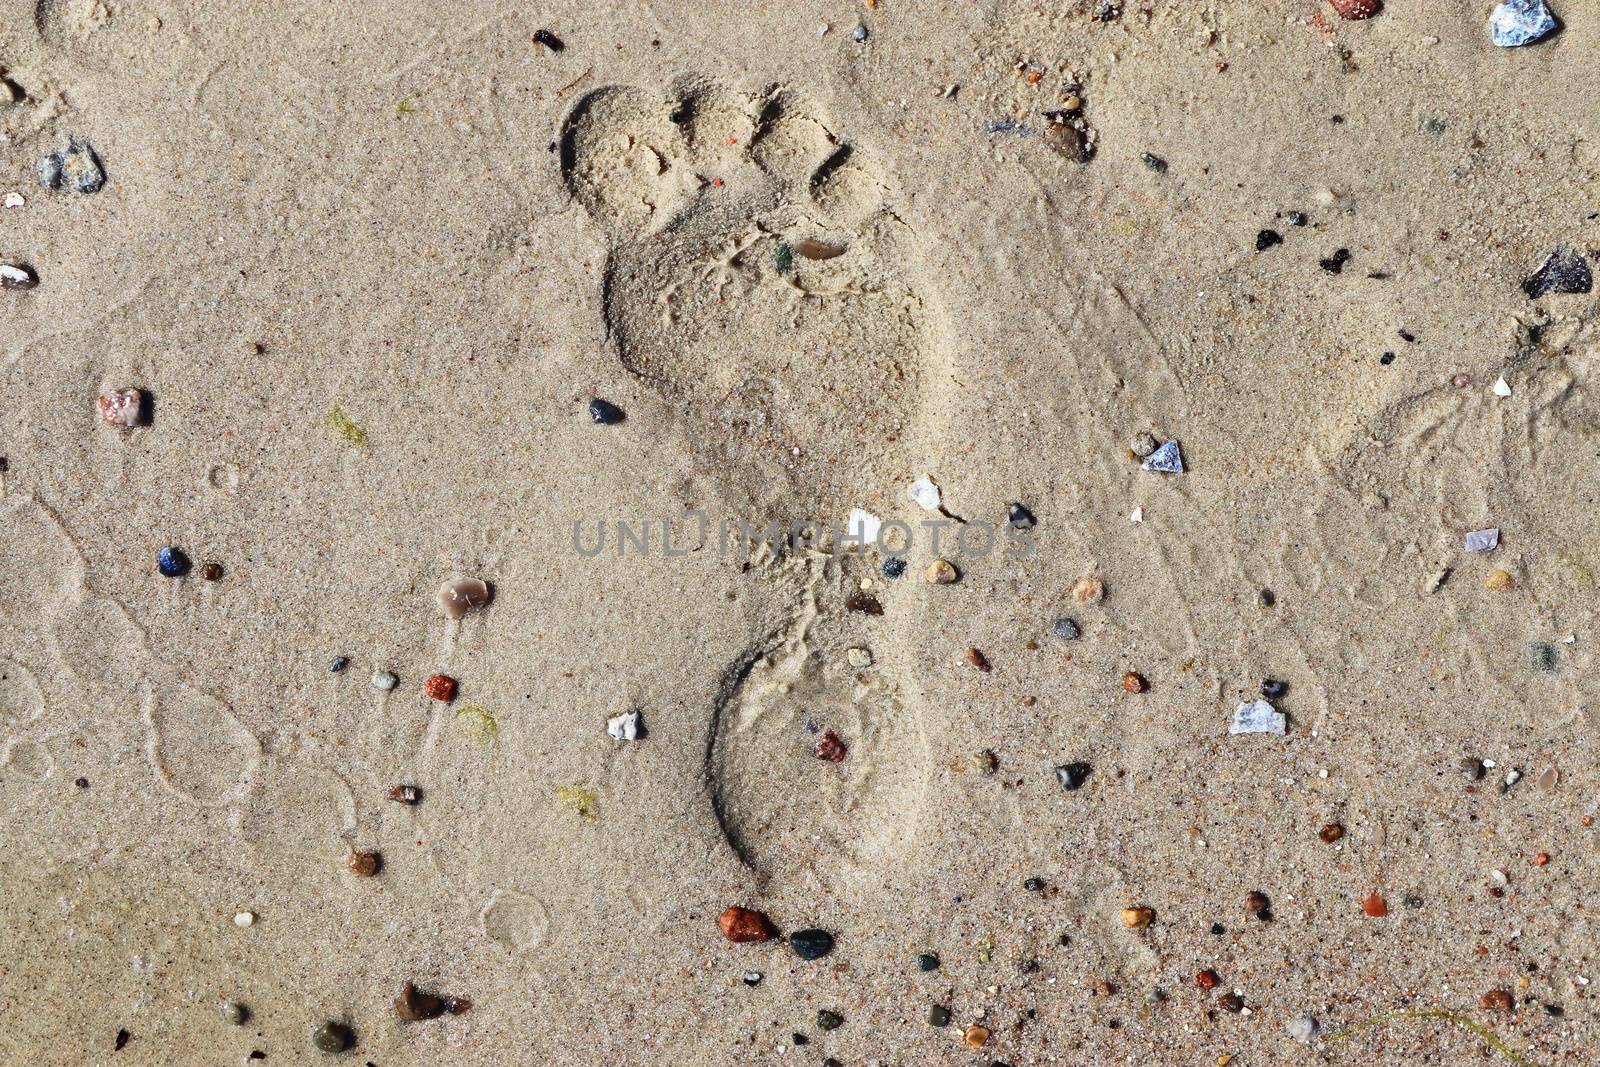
1210 922 1225 935
1255 229 1283 252
917 952 940 972
329 656 349 673
1055 762 1092 791
881 557 907 579
1258 588 1275 607
75 776 89 788
1023 877 1046 893
1380 352 1395 365
791 1033 808 1046
1261 678 1288 699
789 928 835 960
1319 248 1352 274
1007 502 1036 529
845 592 883 615
1285 210 1308 226
532 29 565 51
1523 247 1593 298
588 397 625 424
1399 329 1417 343
1141 153 1168 174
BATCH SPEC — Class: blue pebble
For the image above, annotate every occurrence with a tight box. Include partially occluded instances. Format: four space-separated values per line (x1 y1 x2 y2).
881 556 907 579
1490 0 1559 47
1141 439 1184 474
156 546 191 577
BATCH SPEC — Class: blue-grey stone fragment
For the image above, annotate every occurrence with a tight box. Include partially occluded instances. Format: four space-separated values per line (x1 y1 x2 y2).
1490 0 1559 47
1464 528 1500 552
1229 699 1285 736
1141 439 1183 474
36 138 104 194
1523 247 1590 297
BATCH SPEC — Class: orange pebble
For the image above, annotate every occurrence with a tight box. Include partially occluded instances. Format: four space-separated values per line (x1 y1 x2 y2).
1362 891 1388 918
424 674 458 703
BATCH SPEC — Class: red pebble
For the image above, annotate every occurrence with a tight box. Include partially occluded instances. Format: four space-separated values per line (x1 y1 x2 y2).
1196 969 1220 990
813 730 848 763
1329 0 1380 19
424 674 458 703
718 905 775 943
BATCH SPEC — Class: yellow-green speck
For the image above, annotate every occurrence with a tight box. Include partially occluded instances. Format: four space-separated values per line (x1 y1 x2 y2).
328 405 368 446
396 95 419 117
456 706 499 745
556 785 599 819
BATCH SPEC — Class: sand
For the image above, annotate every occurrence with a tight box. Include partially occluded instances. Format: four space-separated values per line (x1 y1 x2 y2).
1 0 1598 1063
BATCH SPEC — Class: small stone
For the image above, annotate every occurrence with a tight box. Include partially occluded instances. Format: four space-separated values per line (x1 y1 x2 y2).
1255 229 1283 252
233 911 255 927
328 656 349 673
1536 766 1560 790
1218 992 1245 1013
1051 617 1080 641
742 971 763 986
1464 528 1500 552
1258 588 1276 607
345 850 381 878
372 670 399 691
1007 502 1036 529
1120 906 1153 929
1196 969 1220 990
1141 153 1168 174
201 562 224 581
423 674 458 702
965 647 992 673
925 559 959 585
1485 568 1513 591
1244 890 1271 919
1285 211 1308 226
1319 248 1352 274
437 577 492 619
1260 678 1288 699
816 1010 844 1031
1140 439 1183 473
718 905 775 943
97 388 145 428
607 710 642 741
1092 0 1121 19
846 647 873 669
37 138 105 194
588 397 625 424
387 785 421 805
1286 1015 1319 1043
1055 762 1093 790
0 262 38 290
881 557 907 579
850 23 867 41
1229 700 1285 736
1319 822 1345 844
1480 989 1515 1011
395 982 452 1023
1209 923 1225 935
963 1023 992 1047
917 952 940 972
1023 876 1046 893
311 1022 353 1054
221 1000 249 1025
532 28 565 50
1492 376 1513 398
156 547 191 578
1491 0 1559 47
908 476 942 511
1121 671 1146 694
845 590 883 615
788 928 835 960
1361 891 1388 918
1071 576 1105 605
926 1005 951 1027
1042 120 1089 162
813 730 848 762
1523 247 1590 297
1329 0 1380 17
1529 642 1558 672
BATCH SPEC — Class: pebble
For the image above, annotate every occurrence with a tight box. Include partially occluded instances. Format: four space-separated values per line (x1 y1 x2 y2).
1287 1015 1319 1043
233 911 255 927
1319 822 1345 843
371 670 399 691
1460 756 1486 780
1329 0 1380 17
1140 439 1184 473
926 1005 951 1027
588 397 625 424
788 928 835 960
387 784 421 805
221 1000 249 1025
1229 700 1285 736
1480 989 1514 1011
423 674 458 702
1244 890 1271 919
1196 969 1220 989
742 971 763 986
1121 671 1147 694
156 547 191 578
1218 992 1244 1013
1007 502 1036 529
1071 576 1105 605
1485 569 1513 591
964 648 992 673
813 730 848 762
1130 431 1160 457
1523 247 1590 297
816 1009 844 1031
1119 906 1153 929
1285 211 1308 227
437 577 492 619
0 262 37 290
1464 528 1500 552
201 561 224 581
1051 617 1080 640
925 559 959 585
345 851 381 877
718 905 775 943
881 557 906 579
851 23 867 42
963 1024 992 1047
846 647 873 668
311 1022 353 1054
328 656 348 673
1255 229 1283 252
1141 153 1168 174
97 388 145 428
1362 891 1388 917
1055 762 1093 791
396 982 469 1022
917 952 940 972
1490 0 1559 47
37 138 105 193
607 710 642 741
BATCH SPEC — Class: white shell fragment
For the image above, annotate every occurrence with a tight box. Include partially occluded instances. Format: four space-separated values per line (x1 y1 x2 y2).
1141 439 1184 474
1129 506 1144 523
1229 699 1286 736
607 711 641 741
2 192 23 208
1492 376 1512 398
846 507 881 547
908 476 942 511
1464 528 1500 553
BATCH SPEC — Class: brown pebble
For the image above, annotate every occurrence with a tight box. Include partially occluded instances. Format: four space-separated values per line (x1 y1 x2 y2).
1218 992 1244 1013
201 561 224 581
1071 576 1105 605
395 982 445 1023
1362 891 1388 917
1319 822 1345 844
1120 906 1153 929
718 905 775 943
345 851 382 878
1244 890 1271 918
1121 671 1146 694
926 559 959 585
387 785 421 805
812 730 848 763
964 648 992 672
1196 969 1220 990
437 577 492 620
1532 852 1550 867
1480 989 1514 1012
963 1023 991 1047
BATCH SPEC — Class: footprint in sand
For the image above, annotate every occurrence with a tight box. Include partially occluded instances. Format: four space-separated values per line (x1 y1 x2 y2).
564 80 945 890
561 77 948 516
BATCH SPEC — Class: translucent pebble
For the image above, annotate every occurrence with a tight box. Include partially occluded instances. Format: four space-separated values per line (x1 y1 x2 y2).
437 577 491 619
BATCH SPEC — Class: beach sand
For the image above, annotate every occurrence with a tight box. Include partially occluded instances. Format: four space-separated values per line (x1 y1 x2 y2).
1 0 1597 1063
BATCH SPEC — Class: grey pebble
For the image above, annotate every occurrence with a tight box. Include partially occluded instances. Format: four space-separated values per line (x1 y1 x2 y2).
37 138 105 194
1050 617 1080 641
371 669 399 691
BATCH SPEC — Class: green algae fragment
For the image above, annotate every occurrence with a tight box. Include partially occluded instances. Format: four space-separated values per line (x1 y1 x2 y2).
1562 555 1594 587
773 242 794 274
328 405 368 446
396 93 420 117
1329 1008 1537 1067
456 706 499 744
556 784 599 819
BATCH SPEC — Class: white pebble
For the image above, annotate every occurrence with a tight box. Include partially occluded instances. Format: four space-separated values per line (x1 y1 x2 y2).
233 911 255 927
607 711 641 742
907 475 942 511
